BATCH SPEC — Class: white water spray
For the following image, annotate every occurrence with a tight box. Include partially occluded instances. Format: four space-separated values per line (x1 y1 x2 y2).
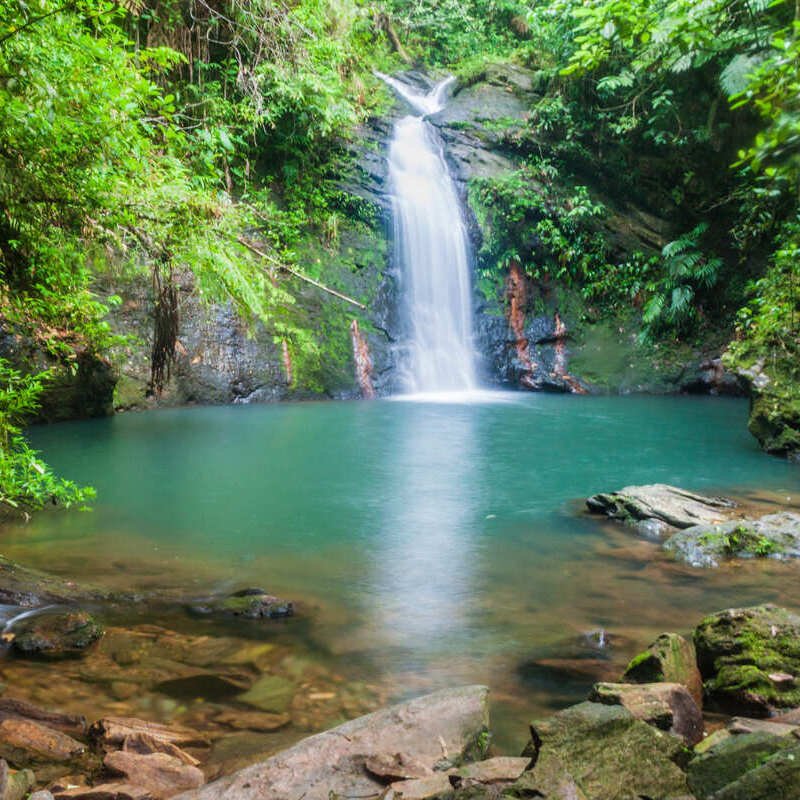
381 74 478 395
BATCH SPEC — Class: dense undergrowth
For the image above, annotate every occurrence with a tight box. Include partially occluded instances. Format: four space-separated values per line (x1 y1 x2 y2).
0 0 798 510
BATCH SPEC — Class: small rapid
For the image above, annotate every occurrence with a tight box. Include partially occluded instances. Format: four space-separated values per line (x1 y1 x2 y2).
380 74 478 396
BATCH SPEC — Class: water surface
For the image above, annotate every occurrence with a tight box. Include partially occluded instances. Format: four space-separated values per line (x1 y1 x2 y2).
5 394 799 751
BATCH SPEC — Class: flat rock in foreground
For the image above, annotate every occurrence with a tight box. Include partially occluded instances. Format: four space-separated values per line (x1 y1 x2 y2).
586 484 735 534
174 685 490 800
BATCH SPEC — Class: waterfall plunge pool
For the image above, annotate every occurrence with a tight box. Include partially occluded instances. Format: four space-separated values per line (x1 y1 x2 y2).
4 394 799 754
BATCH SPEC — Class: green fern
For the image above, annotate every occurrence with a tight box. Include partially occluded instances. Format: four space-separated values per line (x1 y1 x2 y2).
641 223 723 340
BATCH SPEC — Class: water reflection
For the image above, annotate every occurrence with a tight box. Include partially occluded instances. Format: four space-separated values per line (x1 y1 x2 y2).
370 404 482 651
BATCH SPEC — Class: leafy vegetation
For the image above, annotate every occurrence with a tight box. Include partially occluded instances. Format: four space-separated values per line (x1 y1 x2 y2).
0 359 94 514
1 0 799 511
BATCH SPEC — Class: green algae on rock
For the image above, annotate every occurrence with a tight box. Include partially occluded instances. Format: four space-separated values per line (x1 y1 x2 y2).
694 604 800 715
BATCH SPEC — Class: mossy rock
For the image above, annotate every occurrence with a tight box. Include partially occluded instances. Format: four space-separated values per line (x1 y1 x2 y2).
712 742 800 799
687 732 792 799
664 514 800 568
623 632 703 708
749 389 800 458
520 701 689 799
11 610 104 657
694 604 800 715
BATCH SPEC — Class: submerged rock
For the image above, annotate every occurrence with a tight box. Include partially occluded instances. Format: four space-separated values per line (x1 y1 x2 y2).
173 685 490 800
664 512 800 567
586 484 735 533
188 589 293 620
235 675 294 714
589 681 703 745
0 718 85 766
520 701 689 799
0 557 128 607
694 604 800 715
10 610 103 658
622 632 703 708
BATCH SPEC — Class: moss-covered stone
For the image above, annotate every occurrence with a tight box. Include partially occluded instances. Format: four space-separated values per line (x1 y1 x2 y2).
623 632 703 708
520 701 689 799
694 604 800 715
664 514 800 568
687 731 793 799
712 742 800 799
11 610 103 657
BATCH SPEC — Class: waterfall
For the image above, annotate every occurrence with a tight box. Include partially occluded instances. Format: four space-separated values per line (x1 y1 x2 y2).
380 74 478 395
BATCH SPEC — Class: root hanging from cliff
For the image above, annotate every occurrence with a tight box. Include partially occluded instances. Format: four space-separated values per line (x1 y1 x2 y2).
149 261 179 397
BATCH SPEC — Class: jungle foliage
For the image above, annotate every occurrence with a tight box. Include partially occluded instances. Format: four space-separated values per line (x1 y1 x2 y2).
1 0 799 508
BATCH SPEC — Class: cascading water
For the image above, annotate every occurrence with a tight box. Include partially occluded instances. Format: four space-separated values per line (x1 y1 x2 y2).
380 74 478 395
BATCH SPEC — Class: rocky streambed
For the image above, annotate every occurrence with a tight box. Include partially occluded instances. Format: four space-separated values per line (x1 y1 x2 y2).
1 600 800 800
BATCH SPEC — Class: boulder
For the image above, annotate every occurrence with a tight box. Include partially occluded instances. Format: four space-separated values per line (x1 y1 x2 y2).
173 685 490 800
686 732 795 799
623 632 703 708
10 610 103 657
589 682 703 745
664 513 800 567
103 751 205 799
586 484 735 533
520 701 689 799
694 604 800 715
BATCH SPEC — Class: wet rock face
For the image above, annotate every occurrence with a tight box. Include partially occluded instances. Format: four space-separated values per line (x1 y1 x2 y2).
694 604 800 715
429 63 540 185
10 610 103 658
